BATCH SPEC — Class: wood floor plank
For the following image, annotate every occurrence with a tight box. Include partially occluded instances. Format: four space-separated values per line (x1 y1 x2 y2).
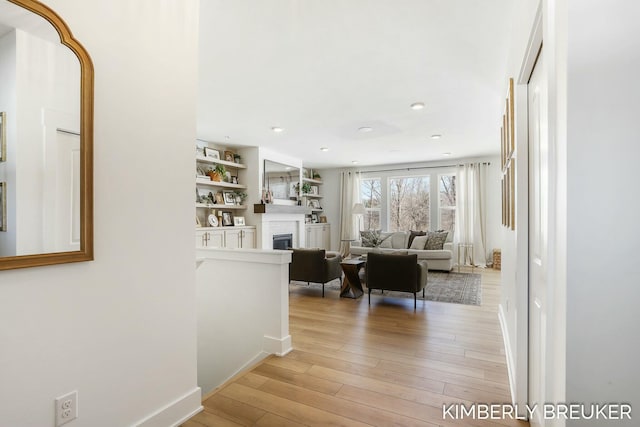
259 377 438 427
254 412 311 427
201 394 267 426
252 363 344 395
288 349 446 394
220 383 373 427
377 359 511 395
307 365 469 409
263 355 312 373
183 267 528 427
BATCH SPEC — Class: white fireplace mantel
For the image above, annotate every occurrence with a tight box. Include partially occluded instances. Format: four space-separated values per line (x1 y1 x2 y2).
258 213 306 249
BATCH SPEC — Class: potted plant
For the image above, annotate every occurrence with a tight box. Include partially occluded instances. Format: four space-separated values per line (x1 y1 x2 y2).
207 164 226 182
312 171 321 180
295 182 312 194
233 191 248 205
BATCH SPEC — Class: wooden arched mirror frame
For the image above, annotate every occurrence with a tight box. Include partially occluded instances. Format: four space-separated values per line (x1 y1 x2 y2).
0 0 93 270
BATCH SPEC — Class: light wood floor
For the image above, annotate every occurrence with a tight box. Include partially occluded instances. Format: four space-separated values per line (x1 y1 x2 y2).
183 267 528 427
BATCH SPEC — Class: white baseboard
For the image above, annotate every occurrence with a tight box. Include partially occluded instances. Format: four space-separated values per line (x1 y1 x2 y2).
264 334 292 356
498 304 517 405
135 387 202 427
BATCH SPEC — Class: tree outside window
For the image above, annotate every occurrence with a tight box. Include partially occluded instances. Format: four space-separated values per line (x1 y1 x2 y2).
439 174 456 231
360 178 381 230
389 176 430 231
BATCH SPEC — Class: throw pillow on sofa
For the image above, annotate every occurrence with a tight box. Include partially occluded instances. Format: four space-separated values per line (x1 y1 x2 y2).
425 231 448 250
360 230 391 247
410 235 429 249
407 230 426 248
379 232 394 248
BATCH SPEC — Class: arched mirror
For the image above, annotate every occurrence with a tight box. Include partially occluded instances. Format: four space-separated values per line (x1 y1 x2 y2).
0 0 93 270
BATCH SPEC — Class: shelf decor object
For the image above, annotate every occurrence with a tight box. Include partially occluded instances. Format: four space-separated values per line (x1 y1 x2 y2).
500 78 515 231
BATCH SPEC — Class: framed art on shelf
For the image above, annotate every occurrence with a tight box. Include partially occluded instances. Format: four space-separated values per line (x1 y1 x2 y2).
221 211 233 226
223 191 236 205
233 216 245 226
204 147 220 160
223 150 234 162
215 192 224 205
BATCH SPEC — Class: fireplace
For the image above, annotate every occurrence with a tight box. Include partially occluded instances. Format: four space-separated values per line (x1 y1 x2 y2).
273 233 293 250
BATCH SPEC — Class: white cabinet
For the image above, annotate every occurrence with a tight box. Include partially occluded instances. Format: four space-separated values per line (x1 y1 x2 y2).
196 227 255 249
196 229 225 248
225 227 256 249
305 223 330 250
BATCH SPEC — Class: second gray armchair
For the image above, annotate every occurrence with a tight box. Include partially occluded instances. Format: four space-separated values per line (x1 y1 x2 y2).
289 249 343 297
365 252 428 309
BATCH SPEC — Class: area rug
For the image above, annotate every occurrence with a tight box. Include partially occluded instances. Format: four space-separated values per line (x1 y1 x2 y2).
409 271 481 305
290 271 482 306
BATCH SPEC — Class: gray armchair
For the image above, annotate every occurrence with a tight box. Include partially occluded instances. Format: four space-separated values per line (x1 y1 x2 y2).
365 252 428 309
289 249 343 297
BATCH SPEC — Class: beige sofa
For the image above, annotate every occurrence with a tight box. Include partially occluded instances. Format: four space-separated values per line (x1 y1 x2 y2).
350 231 454 271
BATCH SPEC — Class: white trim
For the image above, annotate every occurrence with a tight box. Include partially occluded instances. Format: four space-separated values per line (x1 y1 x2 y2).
518 2 543 84
498 304 517 406
264 334 293 356
134 387 202 427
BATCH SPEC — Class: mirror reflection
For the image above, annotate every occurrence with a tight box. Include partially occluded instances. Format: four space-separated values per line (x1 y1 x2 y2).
0 0 91 268
263 160 300 203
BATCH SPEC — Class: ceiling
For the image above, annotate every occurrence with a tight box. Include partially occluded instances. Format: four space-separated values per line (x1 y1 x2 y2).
198 0 515 169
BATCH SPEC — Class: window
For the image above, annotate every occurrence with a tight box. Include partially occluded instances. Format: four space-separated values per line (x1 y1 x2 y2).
388 176 430 231
360 178 381 230
439 174 456 231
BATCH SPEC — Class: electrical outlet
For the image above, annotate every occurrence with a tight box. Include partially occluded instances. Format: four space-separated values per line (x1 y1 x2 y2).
55 391 77 426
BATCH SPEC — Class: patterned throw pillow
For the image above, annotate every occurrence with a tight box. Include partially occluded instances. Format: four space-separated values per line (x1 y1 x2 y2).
425 231 448 250
360 231 376 247
360 230 390 247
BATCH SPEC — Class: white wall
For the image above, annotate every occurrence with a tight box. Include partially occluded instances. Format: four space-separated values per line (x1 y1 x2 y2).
320 156 502 256
0 1 201 426
196 249 291 395
565 2 640 425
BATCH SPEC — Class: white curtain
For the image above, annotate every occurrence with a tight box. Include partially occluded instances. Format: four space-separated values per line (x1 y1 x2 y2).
339 171 360 257
456 163 489 267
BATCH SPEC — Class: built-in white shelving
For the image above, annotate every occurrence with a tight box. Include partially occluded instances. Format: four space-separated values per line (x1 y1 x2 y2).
196 155 247 169
196 203 247 210
195 178 247 190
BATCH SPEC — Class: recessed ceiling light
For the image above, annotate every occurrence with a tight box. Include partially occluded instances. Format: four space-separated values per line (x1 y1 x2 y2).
410 102 425 110
443 152 452 156
352 161 359 164
224 135 231 140
358 126 373 133
320 147 329 152
271 126 283 133
430 134 442 139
